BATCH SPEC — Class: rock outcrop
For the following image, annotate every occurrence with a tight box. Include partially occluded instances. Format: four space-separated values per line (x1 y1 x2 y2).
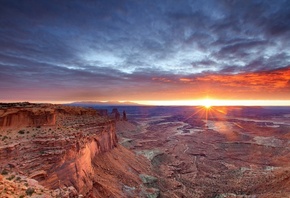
111 108 120 121
0 109 56 127
0 103 154 197
122 110 127 121
0 102 98 128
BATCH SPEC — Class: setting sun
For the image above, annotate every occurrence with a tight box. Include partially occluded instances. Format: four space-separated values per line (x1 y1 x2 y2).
202 99 212 109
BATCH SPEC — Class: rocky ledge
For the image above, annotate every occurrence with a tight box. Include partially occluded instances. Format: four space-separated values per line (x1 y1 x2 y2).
0 103 155 197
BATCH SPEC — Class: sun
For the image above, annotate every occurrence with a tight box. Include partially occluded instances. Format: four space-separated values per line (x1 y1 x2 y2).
204 104 211 109
202 99 212 109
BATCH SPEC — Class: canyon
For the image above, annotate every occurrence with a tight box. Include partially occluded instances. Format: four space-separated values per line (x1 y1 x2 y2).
1 103 290 198
116 106 290 198
0 103 157 198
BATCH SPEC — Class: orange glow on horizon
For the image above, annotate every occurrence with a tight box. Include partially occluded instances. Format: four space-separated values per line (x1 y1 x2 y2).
1 99 290 106
201 99 213 109
133 99 290 106
151 67 290 100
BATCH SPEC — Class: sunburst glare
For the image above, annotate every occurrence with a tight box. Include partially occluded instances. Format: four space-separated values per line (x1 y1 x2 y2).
202 99 213 109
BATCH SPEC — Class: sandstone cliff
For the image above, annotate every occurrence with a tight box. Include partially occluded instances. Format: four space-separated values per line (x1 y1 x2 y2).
0 109 56 127
0 103 155 197
0 102 98 128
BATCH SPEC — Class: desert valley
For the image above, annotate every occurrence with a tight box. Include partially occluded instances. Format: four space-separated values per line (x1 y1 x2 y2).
1 103 290 197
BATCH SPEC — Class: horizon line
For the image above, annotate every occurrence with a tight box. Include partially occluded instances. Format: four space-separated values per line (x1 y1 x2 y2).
133 100 290 106
1 99 290 106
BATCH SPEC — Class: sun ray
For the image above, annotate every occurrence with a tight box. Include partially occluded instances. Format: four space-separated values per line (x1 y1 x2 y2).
183 106 205 121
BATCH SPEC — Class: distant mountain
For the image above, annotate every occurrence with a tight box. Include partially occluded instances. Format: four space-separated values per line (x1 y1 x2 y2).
69 101 141 106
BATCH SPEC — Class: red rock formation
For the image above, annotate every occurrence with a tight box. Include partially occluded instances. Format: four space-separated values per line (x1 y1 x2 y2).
111 108 120 121
0 103 155 197
0 109 56 127
122 110 127 121
38 121 119 195
0 103 99 128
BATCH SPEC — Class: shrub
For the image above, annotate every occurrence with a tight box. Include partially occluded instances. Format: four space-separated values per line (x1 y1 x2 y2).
1 169 8 175
7 174 15 180
18 130 25 134
2 136 8 141
26 187 35 196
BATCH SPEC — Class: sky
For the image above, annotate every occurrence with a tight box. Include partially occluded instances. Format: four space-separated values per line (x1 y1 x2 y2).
0 0 290 105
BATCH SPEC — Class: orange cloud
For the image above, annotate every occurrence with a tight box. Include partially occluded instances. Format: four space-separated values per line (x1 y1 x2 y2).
151 77 172 83
179 78 193 82
195 67 290 91
150 67 290 101
190 67 290 98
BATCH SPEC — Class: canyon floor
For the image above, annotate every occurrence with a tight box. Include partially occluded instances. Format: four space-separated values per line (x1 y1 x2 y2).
116 106 290 198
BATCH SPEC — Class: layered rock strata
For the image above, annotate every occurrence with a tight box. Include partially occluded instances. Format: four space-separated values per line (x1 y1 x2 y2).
0 102 98 128
0 103 154 197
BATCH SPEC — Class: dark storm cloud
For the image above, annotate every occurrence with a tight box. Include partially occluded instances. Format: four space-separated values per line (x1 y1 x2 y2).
0 0 290 101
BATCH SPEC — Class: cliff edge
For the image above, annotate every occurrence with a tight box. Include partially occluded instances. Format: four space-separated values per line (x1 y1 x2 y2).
0 103 156 197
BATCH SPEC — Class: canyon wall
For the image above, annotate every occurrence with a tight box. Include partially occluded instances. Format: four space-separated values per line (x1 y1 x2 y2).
0 103 118 194
0 111 118 196
0 103 154 197
0 103 99 128
0 109 56 127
